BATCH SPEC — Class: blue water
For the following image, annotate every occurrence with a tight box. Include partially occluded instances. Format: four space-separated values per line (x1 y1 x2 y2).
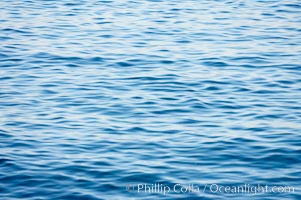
1 0 301 199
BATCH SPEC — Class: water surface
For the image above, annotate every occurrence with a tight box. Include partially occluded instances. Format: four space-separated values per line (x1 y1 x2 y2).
1 0 301 199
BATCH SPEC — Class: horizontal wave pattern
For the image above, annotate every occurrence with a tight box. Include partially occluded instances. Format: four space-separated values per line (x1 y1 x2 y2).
1 0 301 199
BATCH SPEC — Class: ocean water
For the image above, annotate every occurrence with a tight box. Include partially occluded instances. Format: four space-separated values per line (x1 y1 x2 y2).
1 0 301 199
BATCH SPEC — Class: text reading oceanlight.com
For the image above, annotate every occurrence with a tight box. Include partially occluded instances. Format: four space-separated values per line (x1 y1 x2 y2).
126 183 296 195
